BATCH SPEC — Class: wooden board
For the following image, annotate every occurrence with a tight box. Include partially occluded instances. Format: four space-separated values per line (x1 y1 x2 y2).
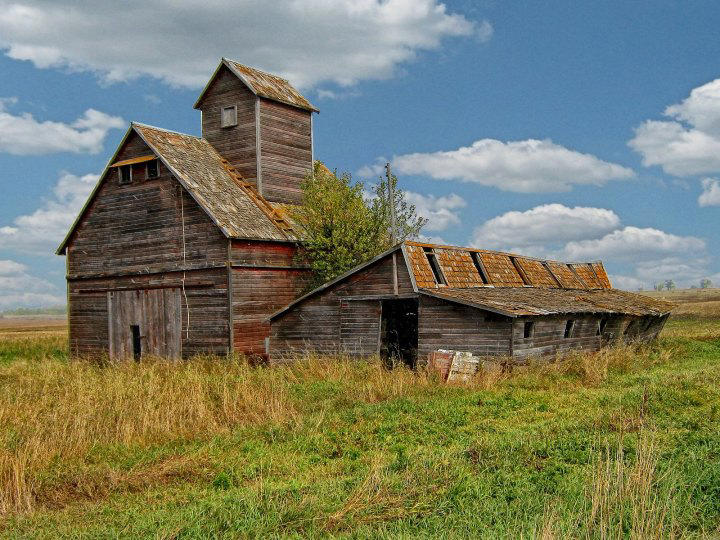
108 288 181 360
340 299 381 355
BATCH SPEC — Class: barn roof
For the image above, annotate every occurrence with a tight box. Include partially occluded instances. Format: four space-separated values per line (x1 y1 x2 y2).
420 287 673 318
403 241 611 290
56 123 300 254
194 58 319 112
269 241 674 320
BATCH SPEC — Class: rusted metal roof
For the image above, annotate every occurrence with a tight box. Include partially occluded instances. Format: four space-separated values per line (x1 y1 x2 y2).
133 123 300 242
421 287 674 318
194 58 318 112
404 241 611 290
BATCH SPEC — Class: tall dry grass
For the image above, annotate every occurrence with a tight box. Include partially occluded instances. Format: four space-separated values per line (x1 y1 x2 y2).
586 432 675 539
0 343 672 517
0 354 437 515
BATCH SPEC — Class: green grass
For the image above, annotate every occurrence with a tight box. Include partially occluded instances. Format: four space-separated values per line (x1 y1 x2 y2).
1 319 720 538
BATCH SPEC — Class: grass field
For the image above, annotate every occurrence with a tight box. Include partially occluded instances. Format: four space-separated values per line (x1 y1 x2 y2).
0 309 719 537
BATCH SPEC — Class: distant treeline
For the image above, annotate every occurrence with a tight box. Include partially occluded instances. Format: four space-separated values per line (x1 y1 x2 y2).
0 306 67 316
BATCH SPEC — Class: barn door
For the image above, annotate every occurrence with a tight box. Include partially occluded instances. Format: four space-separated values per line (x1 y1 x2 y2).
108 288 181 360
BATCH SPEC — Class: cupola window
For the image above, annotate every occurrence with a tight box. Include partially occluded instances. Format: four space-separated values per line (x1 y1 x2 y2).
220 105 237 128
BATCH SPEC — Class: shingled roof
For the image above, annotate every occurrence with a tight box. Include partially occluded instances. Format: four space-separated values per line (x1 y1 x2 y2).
57 123 300 254
194 58 318 112
421 287 673 318
403 241 611 290
269 241 674 320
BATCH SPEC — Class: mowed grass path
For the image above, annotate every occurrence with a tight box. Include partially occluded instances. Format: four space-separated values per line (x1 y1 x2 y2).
1 318 719 538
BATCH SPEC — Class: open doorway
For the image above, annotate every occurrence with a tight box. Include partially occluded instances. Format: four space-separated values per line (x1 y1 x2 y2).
380 298 418 369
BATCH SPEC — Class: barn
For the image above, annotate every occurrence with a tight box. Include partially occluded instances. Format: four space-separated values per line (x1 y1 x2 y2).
57 58 317 359
268 241 674 366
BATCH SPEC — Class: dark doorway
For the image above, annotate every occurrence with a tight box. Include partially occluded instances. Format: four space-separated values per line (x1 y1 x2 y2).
131 325 142 361
380 299 418 369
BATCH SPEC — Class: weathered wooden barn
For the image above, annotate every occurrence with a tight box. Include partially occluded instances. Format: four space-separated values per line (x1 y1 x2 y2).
268 241 674 365
57 58 316 359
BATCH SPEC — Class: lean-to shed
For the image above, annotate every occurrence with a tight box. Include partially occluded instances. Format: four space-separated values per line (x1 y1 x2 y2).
268 241 674 366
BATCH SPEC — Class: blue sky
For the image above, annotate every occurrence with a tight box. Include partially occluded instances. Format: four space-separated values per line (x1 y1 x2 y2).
0 0 719 308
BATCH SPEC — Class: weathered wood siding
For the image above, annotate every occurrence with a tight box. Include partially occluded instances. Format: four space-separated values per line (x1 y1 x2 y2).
620 314 668 343
67 133 228 277
229 239 310 355
231 267 309 355
108 288 182 359
340 299 382 356
258 98 312 204
269 253 414 358
67 269 230 358
417 295 512 364
197 65 258 186
512 315 602 361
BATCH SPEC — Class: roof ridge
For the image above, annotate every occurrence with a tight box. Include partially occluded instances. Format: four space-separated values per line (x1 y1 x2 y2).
403 240 603 265
216 158 297 239
131 121 202 139
223 57 290 82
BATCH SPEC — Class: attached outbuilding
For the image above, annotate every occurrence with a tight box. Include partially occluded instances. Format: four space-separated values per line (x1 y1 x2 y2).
268 241 674 366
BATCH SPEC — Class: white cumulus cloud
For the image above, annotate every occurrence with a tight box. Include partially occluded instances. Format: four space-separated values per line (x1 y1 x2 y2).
0 99 124 155
629 78 720 176
405 192 466 232
0 259 63 308
387 139 634 193
0 0 483 90
472 204 711 290
472 204 620 253
0 172 98 255
698 178 720 207
563 226 705 263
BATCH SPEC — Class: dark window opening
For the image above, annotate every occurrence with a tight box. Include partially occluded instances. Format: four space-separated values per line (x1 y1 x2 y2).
624 320 635 335
471 252 489 284
564 320 575 338
146 159 158 179
523 321 534 339
643 317 654 332
380 299 418 369
131 325 141 361
119 165 132 185
510 257 531 285
598 318 608 336
423 247 447 285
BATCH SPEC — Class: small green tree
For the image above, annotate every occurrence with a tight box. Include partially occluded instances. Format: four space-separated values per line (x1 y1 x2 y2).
700 278 712 289
664 279 676 291
654 282 664 291
291 162 426 289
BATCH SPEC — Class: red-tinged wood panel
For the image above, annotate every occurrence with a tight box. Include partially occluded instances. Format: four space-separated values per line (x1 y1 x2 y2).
231 266 310 354
230 239 302 267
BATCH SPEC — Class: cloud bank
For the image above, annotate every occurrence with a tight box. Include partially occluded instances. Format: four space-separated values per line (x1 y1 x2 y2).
0 0 485 90
365 139 634 193
0 98 124 155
